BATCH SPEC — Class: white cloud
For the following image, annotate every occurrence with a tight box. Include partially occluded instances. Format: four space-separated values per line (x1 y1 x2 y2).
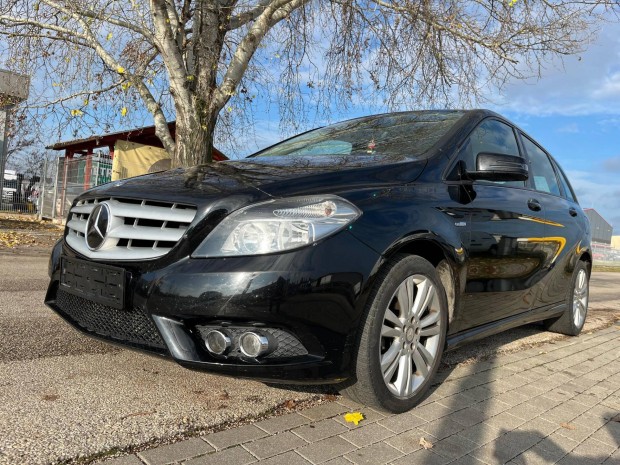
592 72 620 99
566 169 618 228
598 117 620 128
493 23 620 116
556 123 580 133
602 156 620 172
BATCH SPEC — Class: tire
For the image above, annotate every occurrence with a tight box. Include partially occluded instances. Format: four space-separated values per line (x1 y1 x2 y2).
342 254 448 413
544 261 590 336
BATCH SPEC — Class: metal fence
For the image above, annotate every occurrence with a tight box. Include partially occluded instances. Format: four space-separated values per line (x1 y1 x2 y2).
1 172 42 214
38 158 58 219
38 154 112 221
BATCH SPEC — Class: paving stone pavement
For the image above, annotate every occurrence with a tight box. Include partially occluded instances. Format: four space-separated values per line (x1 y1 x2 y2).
99 323 620 465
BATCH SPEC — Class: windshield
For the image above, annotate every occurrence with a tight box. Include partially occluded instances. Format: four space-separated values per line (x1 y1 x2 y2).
252 111 464 159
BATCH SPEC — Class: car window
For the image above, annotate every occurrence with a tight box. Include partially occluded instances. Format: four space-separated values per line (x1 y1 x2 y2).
286 140 353 157
455 119 524 187
521 135 561 196
554 162 578 203
252 111 465 159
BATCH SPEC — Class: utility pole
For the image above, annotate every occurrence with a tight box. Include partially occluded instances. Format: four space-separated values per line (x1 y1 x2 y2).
0 70 30 198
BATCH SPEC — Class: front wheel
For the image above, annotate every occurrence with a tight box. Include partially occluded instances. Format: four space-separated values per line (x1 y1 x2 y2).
342 255 448 413
544 261 590 336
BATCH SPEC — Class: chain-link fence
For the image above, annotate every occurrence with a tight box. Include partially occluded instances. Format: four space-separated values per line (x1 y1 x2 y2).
38 154 112 221
1 170 42 214
592 242 619 264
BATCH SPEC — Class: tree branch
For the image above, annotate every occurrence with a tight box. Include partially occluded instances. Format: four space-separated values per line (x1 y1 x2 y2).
68 6 155 43
228 0 272 30
0 14 91 41
29 82 124 109
0 30 94 49
370 0 519 63
217 0 309 109
36 0 176 155
149 0 192 107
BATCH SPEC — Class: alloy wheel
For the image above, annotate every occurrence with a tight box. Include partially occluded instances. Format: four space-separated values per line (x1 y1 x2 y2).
572 269 588 328
379 274 442 398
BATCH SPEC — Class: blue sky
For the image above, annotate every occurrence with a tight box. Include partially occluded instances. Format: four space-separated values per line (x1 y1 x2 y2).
10 15 618 232
239 22 620 233
496 22 620 232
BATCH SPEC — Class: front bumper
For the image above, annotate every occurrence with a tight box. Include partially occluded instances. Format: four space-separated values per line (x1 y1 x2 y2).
45 231 381 383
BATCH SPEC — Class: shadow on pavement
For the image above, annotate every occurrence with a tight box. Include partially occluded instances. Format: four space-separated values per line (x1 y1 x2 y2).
423 328 620 465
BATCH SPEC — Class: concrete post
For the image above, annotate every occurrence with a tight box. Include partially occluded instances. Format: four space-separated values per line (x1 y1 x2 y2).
0 70 30 202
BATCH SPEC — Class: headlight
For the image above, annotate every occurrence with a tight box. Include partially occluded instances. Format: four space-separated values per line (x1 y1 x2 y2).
192 195 361 257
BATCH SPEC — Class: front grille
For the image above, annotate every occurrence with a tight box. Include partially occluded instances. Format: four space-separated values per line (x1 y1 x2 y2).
55 289 166 352
65 197 197 260
196 325 308 359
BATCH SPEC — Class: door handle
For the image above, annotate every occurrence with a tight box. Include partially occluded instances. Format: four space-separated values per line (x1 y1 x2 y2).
569 207 578 217
527 199 541 212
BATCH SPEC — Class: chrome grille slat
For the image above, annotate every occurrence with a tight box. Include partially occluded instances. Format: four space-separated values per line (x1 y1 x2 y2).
71 204 97 214
107 225 186 242
66 218 87 234
66 234 175 260
65 197 197 260
107 199 195 223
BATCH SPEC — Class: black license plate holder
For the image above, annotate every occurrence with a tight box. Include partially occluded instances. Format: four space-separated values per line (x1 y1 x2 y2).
60 257 125 309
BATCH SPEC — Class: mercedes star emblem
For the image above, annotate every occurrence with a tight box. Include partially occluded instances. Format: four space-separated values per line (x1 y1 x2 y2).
85 203 110 251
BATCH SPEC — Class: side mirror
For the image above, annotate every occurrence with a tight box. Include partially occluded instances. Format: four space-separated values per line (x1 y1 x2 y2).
467 152 528 182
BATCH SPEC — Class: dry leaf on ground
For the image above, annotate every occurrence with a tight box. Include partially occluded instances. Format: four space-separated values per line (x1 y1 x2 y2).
0 231 35 248
283 399 297 409
344 412 364 426
419 437 434 449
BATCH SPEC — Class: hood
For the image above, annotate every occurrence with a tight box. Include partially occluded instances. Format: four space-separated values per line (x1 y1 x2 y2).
84 155 427 206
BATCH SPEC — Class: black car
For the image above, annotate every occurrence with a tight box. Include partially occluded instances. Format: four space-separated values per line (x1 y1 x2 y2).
45 110 591 412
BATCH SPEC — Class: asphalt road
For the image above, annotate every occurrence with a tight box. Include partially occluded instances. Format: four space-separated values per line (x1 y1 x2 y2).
0 252 618 465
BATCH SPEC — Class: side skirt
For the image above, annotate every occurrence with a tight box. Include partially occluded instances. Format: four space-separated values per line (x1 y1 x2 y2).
446 303 566 351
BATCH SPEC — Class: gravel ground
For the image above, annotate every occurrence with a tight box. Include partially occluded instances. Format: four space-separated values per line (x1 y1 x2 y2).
0 251 328 465
0 349 329 465
0 234 617 465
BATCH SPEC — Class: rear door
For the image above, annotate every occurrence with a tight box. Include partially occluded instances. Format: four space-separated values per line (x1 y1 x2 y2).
518 133 585 308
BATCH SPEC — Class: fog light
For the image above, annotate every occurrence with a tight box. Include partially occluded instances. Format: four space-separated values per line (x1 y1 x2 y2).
205 330 231 355
239 331 275 357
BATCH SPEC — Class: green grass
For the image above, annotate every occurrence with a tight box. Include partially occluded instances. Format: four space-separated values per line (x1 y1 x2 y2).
593 264 620 272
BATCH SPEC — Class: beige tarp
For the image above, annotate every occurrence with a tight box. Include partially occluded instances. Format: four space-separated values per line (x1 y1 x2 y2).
112 140 171 181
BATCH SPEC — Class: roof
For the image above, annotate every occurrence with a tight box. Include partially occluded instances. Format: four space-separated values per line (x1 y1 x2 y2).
47 122 227 161
583 208 613 228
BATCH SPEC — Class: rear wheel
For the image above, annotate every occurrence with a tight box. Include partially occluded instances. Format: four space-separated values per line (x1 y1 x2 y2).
544 261 589 336
342 255 448 413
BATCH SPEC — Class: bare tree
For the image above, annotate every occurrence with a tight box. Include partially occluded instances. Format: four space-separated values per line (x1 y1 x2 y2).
3 106 37 167
0 0 616 167
8 147 55 180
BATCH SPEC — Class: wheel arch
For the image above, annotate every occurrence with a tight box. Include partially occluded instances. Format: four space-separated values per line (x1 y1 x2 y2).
381 235 460 327
579 251 592 268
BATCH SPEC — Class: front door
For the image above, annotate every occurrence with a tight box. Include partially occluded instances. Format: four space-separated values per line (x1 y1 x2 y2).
448 119 557 332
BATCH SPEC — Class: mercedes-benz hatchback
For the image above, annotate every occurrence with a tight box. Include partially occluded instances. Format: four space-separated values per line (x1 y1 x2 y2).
46 110 591 412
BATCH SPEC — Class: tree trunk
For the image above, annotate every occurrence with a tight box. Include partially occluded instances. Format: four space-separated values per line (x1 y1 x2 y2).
173 100 217 167
152 0 227 167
